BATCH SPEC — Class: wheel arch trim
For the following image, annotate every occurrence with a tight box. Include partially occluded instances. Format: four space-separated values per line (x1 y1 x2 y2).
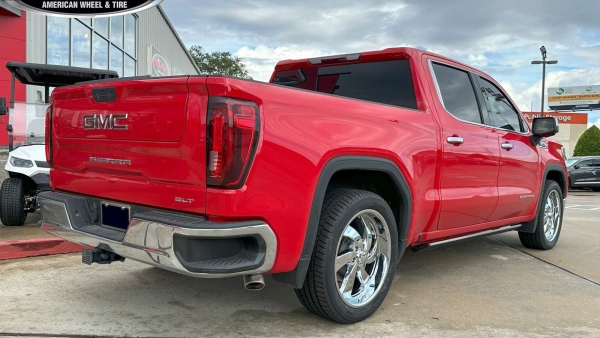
519 164 566 233
272 156 413 288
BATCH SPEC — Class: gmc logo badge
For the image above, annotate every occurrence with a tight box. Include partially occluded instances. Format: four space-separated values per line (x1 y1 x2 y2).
83 114 129 130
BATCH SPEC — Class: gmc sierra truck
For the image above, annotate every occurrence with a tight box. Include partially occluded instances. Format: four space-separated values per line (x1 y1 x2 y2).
39 47 567 323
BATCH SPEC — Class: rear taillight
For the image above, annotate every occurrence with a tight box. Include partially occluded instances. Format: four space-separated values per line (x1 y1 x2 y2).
45 105 53 168
207 97 260 189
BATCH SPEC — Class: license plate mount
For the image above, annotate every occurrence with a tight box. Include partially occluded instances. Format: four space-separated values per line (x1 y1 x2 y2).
101 202 130 230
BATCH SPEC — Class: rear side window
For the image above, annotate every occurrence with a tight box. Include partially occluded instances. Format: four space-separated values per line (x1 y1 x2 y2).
272 60 418 109
431 63 482 124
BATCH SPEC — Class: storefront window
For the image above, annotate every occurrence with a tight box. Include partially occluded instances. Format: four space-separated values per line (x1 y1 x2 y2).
79 18 92 27
110 45 123 77
71 20 91 68
124 56 136 77
110 16 123 49
47 17 70 66
92 33 108 69
47 15 137 76
125 14 136 57
93 17 108 38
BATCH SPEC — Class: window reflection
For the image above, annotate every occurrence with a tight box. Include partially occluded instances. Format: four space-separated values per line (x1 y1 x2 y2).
47 17 70 66
46 15 136 75
110 16 123 49
93 17 108 37
78 18 91 27
110 45 123 77
124 56 136 77
92 33 108 69
125 15 136 57
71 20 91 68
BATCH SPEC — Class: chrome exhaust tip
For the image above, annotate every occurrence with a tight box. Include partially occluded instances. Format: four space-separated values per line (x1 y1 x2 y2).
243 274 265 291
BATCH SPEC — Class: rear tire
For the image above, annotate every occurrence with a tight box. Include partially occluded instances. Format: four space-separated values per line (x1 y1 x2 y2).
0 177 28 226
295 189 399 323
518 181 563 250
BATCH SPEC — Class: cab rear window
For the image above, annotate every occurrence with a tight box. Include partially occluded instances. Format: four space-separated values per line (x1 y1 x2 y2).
273 60 417 110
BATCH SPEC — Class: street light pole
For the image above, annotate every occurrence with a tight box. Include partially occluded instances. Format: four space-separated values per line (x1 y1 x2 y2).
531 46 557 117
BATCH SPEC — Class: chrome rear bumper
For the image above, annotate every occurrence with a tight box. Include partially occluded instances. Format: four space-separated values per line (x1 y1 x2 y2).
38 191 277 278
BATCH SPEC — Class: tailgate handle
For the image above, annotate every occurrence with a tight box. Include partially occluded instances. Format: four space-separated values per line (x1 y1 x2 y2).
92 87 116 103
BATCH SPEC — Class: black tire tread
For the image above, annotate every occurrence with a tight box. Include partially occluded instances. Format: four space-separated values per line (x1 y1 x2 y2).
295 189 386 323
0 177 27 226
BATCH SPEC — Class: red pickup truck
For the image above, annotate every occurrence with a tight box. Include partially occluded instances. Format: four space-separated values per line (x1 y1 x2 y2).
39 47 567 323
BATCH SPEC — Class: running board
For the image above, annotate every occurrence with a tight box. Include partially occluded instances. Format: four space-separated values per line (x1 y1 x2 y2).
411 224 522 253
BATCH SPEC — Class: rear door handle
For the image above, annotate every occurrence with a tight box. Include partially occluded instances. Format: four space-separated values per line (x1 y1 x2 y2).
446 136 464 145
501 143 514 150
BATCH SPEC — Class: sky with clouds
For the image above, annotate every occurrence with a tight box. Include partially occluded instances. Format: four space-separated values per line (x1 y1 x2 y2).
161 0 600 127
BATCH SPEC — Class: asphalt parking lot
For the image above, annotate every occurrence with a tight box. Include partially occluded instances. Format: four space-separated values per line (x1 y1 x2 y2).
1 191 599 337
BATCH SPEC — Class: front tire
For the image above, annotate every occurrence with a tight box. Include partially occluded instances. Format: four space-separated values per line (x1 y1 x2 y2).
518 181 563 250
0 177 28 226
295 189 399 323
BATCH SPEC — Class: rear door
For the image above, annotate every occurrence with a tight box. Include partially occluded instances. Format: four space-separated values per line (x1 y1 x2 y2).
570 159 596 186
475 76 540 221
428 60 500 229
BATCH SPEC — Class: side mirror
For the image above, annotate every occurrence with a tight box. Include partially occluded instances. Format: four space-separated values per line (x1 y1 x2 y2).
573 164 580 170
0 97 7 115
530 117 559 146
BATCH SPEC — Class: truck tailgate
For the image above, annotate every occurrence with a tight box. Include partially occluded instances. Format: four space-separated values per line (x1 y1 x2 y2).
49 76 208 213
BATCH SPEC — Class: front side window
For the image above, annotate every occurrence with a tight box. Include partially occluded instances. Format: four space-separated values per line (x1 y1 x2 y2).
577 160 593 168
431 63 482 124
480 77 525 132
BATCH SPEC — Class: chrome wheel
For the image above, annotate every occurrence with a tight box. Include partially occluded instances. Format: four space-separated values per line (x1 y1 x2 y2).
334 209 392 308
543 190 561 242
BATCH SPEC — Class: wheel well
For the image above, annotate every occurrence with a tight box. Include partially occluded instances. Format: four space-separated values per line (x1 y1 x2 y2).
546 170 566 196
7 172 38 194
326 169 403 231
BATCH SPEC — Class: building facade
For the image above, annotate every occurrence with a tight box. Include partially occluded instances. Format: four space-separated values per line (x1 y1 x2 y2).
0 0 199 146
522 111 588 157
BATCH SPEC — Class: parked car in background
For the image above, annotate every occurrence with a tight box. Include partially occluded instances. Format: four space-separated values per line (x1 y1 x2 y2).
567 156 600 191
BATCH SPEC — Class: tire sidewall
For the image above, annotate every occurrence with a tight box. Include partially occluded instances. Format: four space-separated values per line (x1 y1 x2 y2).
323 193 399 322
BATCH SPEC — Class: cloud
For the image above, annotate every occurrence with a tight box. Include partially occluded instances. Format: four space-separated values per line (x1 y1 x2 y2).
161 0 600 104
502 67 600 112
235 45 331 81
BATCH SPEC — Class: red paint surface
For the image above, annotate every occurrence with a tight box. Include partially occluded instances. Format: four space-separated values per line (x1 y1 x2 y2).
48 47 567 273
0 238 84 260
0 8 26 146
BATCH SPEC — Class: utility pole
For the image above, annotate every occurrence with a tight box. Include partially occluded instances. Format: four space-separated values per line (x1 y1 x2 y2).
531 46 557 117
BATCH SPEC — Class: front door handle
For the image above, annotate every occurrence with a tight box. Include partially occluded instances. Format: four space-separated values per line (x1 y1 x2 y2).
501 142 514 150
446 136 464 145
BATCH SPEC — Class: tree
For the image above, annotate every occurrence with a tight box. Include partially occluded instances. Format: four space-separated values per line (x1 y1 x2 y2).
573 125 600 156
189 45 251 79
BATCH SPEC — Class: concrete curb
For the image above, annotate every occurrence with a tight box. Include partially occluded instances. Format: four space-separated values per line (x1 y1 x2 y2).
0 237 84 261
